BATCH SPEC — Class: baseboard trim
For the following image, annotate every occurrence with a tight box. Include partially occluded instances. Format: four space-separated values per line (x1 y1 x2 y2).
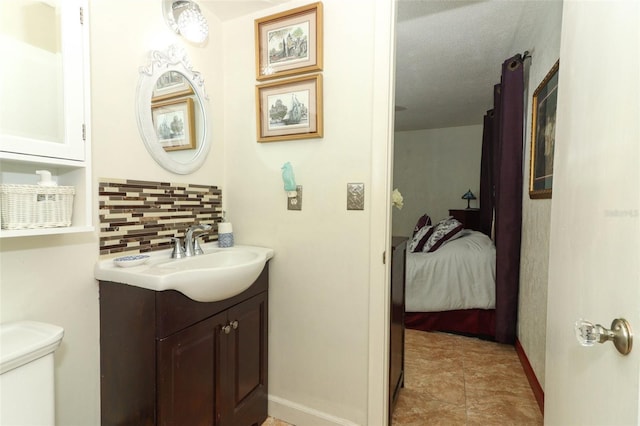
268 395 360 426
515 338 544 415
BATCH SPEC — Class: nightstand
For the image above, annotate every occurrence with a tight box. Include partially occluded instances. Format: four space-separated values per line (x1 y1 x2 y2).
449 208 480 231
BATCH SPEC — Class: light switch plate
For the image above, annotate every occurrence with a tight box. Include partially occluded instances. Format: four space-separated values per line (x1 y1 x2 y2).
347 183 364 210
287 185 303 210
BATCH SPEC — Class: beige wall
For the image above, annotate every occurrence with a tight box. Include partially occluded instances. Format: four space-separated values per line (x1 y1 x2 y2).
392 125 483 237
0 0 391 424
515 0 563 390
222 1 390 423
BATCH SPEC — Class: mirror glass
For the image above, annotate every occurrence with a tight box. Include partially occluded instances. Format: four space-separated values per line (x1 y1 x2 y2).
0 0 64 143
136 45 210 174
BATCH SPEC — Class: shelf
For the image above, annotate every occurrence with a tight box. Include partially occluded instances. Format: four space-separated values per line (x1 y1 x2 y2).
0 225 94 239
0 152 86 167
0 156 92 239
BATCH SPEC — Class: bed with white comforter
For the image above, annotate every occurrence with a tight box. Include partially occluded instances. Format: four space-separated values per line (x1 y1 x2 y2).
405 230 496 312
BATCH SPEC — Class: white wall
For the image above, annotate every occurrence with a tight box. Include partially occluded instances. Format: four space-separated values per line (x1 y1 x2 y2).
0 234 98 425
90 0 225 186
514 0 563 390
392 125 483 236
0 0 225 424
222 1 389 424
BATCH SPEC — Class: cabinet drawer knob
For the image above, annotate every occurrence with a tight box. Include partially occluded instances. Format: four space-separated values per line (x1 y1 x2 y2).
222 325 231 334
231 320 239 330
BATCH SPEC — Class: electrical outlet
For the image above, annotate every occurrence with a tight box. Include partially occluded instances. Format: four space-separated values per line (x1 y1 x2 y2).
287 185 303 210
347 183 365 210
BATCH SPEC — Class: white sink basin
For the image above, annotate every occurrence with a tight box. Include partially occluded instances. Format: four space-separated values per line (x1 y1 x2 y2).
94 244 274 302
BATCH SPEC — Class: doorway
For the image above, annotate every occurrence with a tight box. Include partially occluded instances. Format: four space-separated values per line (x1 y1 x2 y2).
389 0 563 422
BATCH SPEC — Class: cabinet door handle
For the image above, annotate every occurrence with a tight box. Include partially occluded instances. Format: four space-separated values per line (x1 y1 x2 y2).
230 320 239 330
222 325 231 334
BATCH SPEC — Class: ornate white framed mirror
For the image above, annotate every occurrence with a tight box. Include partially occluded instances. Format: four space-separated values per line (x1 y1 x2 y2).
136 45 210 174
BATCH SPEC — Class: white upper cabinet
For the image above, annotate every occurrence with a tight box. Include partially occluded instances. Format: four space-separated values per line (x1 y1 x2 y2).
0 0 92 238
0 0 88 161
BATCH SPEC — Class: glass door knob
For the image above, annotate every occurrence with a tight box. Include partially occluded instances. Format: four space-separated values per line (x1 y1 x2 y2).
575 319 606 346
575 318 633 355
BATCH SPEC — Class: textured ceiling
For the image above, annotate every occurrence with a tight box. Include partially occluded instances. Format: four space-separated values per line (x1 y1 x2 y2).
394 0 557 131
200 0 555 132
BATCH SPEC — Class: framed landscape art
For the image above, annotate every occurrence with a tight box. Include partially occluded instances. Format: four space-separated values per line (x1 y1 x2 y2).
152 70 193 102
256 74 323 142
152 97 195 151
255 2 323 81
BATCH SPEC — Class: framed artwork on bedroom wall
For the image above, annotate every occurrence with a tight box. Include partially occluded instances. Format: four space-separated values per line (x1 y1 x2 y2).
529 60 559 199
255 2 323 81
255 74 323 142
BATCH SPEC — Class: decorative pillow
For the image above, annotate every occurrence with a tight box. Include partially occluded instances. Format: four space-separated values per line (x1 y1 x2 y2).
422 217 464 252
408 225 435 253
412 214 432 237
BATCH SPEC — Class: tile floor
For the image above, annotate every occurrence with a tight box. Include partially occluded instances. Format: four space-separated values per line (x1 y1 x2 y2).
392 329 543 425
264 329 542 426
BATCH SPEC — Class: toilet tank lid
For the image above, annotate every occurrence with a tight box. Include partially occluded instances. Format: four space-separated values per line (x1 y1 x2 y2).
0 321 64 375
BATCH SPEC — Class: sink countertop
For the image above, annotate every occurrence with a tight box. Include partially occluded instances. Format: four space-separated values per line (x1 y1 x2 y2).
94 243 274 301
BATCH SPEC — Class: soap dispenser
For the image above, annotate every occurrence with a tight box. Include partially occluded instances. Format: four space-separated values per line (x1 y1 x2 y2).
218 213 234 248
36 170 56 187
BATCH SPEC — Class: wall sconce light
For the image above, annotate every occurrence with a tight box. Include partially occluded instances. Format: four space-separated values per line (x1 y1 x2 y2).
461 189 476 209
163 0 209 44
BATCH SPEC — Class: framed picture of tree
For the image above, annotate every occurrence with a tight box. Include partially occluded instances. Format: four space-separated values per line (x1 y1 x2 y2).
255 2 323 81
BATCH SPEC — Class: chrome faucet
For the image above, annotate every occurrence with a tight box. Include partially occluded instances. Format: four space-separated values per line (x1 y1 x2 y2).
184 224 212 257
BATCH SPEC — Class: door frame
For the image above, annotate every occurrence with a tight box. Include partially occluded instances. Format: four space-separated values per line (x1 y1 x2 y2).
367 0 397 424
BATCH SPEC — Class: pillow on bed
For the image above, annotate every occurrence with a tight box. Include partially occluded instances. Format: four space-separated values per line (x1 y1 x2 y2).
422 217 464 252
408 225 435 252
412 213 432 237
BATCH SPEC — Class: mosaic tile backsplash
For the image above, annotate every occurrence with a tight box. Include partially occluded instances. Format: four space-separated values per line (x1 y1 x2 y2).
99 179 222 257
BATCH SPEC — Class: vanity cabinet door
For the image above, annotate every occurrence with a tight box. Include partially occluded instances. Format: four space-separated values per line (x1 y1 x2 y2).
156 292 268 426
221 292 268 426
100 270 269 426
157 311 227 426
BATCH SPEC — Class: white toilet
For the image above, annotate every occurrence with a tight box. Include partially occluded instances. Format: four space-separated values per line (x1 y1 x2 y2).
0 321 64 426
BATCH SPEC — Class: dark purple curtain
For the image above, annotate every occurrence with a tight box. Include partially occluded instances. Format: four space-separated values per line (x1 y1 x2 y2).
479 110 494 237
479 55 525 344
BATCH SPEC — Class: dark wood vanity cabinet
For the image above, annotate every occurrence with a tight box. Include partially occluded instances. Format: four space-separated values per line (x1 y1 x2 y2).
99 265 269 426
389 237 407 420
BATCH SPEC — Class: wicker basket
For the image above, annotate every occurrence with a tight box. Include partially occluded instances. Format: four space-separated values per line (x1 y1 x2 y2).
0 184 75 230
